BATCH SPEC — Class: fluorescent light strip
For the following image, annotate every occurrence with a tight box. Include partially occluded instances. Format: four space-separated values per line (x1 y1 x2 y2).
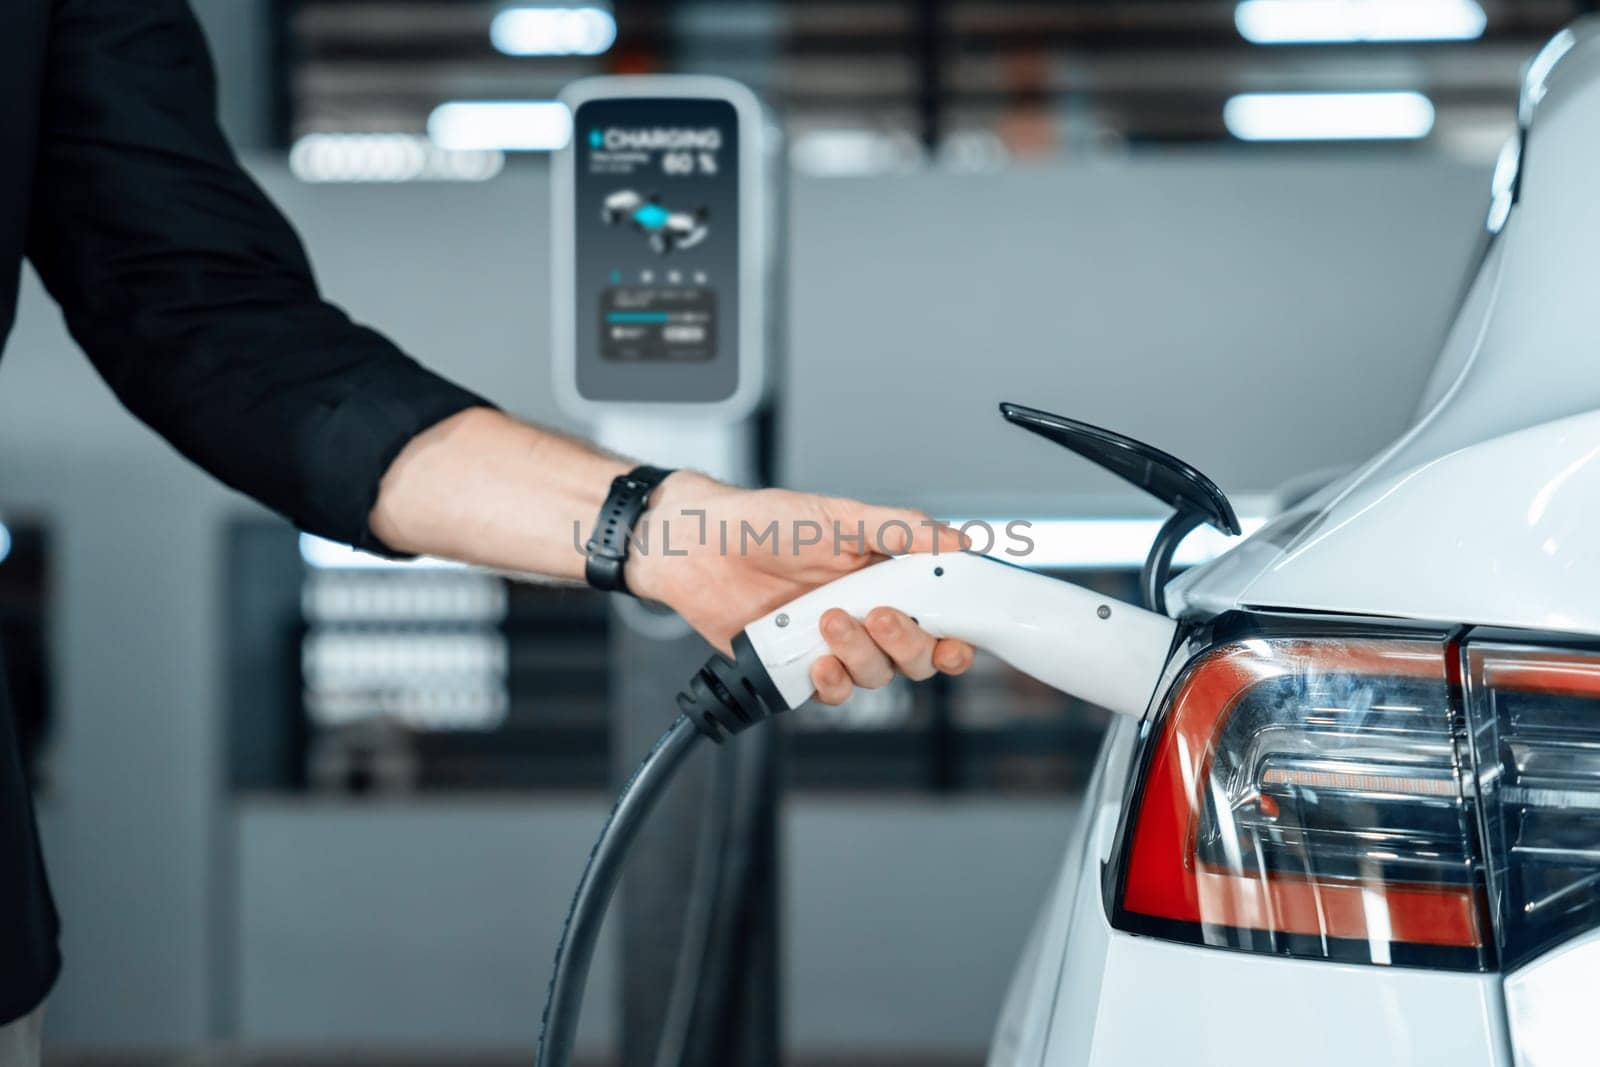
1224 92 1435 141
790 130 922 177
289 133 504 183
300 534 462 571
1236 0 1486 44
427 101 572 152
944 516 1267 571
0 521 10 566
490 6 617 56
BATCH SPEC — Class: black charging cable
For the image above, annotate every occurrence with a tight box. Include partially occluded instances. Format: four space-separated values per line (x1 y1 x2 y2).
652 739 737 1067
535 642 787 1067
1140 508 1205 616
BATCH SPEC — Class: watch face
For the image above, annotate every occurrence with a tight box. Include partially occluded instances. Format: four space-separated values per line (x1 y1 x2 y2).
573 97 741 403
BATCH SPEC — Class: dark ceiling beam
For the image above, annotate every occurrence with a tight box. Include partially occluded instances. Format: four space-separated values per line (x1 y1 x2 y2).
299 84 1521 113
915 0 944 151
279 0 1570 147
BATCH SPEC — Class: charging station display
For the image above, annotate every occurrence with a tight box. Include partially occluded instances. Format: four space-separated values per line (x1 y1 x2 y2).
572 97 741 402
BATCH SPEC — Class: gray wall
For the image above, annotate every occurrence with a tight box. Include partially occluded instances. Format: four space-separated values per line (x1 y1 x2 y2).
233 798 1070 1058
234 800 625 1053
782 157 1491 510
1 151 1489 1056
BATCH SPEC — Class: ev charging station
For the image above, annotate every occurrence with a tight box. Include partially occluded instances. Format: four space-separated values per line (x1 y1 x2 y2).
553 74 769 468
553 75 782 1066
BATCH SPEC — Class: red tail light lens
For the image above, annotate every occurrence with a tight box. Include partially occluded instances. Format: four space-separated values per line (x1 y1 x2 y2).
1115 637 1489 969
1464 643 1600 971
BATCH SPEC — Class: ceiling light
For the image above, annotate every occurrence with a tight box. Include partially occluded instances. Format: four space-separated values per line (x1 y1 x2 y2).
299 534 461 570
1224 92 1436 141
427 101 573 151
790 130 922 177
289 133 504 183
1236 0 1486 44
490 6 616 56
946 516 1267 570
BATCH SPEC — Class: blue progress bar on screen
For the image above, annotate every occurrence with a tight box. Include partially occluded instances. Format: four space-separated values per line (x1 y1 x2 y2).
607 311 671 324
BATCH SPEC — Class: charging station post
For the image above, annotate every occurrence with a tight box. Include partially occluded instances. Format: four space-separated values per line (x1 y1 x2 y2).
553 74 781 1066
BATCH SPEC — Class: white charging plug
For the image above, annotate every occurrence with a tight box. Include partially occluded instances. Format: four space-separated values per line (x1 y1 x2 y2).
740 551 1177 718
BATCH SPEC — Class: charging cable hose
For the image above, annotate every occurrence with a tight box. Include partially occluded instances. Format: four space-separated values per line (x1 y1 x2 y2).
652 737 737 1067
535 642 785 1067
535 550 1181 1067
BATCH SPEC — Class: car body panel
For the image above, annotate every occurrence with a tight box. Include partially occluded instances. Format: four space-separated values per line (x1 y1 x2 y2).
993 21 1600 1067
633 202 670 230
987 717 1133 1067
1503 926 1600 1067
1173 408 1600 635
1169 20 1600 634
1072 923 1510 1066
989 719 1513 1067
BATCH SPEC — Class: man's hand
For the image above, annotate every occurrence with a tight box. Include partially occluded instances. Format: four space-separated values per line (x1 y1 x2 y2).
627 471 977 704
372 411 976 705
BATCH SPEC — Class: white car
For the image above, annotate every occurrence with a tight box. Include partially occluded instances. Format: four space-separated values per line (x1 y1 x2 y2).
990 21 1600 1067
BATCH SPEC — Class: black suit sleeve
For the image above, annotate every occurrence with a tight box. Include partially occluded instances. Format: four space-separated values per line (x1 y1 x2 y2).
23 0 491 552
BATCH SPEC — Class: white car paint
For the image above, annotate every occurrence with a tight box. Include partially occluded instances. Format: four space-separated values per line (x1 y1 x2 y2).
1171 18 1600 633
1503 927 1600 1067
992 18 1600 1067
1176 409 1600 635
991 719 1513 1067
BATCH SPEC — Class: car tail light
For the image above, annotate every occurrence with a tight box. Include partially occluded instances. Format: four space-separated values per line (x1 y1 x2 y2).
1114 636 1490 969
1464 643 1600 971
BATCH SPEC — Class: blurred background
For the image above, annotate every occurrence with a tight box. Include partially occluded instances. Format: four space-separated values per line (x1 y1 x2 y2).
0 0 1583 1064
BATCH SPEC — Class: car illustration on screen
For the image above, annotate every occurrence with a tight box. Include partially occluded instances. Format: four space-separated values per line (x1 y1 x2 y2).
602 189 710 254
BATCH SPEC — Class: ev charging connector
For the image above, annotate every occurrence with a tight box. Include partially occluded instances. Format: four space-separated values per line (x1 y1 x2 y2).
538 550 1179 1067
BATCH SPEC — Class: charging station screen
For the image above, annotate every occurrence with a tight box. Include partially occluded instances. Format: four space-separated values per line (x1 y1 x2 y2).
574 98 740 402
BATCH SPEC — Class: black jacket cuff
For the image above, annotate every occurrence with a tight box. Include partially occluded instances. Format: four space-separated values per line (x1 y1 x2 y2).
305 363 494 559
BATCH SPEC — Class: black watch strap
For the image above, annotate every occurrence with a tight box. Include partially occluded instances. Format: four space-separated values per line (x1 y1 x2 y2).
584 465 675 595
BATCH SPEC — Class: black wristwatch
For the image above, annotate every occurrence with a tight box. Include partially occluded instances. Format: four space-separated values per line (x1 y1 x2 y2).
584 465 675 595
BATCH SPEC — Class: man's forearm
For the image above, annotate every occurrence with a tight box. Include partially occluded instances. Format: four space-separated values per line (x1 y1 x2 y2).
368 406 977 697
369 407 630 582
